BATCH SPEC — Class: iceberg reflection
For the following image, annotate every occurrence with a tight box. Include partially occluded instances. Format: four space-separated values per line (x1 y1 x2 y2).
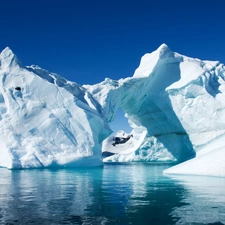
0 168 104 224
1 164 224 224
168 175 225 224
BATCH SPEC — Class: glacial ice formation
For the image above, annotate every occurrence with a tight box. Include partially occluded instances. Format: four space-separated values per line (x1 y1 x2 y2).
1 44 225 176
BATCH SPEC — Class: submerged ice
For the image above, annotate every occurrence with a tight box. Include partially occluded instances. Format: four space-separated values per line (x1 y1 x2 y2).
1 44 225 176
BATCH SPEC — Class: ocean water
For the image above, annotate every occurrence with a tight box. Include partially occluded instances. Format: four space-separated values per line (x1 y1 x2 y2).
0 163 225 225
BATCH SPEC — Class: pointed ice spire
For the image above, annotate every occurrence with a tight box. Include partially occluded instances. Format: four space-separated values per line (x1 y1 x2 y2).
0 47 22 70
156 43 174 59
133 43 176 78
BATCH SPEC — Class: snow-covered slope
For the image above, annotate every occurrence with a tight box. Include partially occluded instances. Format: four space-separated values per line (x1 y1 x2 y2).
163 134 225 177
85 44 225 176
0 47 111 169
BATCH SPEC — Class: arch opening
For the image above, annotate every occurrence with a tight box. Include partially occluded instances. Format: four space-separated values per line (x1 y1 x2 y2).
102 108 134 159
109 108 132 135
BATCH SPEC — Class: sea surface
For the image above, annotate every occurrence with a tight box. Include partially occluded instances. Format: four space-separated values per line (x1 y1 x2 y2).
0 163 225 225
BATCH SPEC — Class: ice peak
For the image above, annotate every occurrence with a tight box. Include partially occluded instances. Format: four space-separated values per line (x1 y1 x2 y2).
157 43 169 50
0 47 22 69
156 43 174 59
1 47 15 59
133 43 175 78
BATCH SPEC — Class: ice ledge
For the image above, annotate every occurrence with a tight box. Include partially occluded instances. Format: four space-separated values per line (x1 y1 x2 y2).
163 146 225 177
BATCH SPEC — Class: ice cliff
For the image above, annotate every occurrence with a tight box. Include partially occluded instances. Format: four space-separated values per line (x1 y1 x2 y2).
0 47 111 169
1 44 225 176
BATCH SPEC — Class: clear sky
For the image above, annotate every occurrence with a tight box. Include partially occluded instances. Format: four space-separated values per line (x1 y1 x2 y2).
1 0 225 133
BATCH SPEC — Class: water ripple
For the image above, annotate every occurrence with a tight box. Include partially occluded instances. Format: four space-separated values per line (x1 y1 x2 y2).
0 164 224 224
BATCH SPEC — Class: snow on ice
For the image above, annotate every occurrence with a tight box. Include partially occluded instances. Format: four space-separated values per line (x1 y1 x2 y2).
1 44 225 177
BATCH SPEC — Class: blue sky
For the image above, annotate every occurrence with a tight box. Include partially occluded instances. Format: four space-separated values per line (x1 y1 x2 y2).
1 0 225 133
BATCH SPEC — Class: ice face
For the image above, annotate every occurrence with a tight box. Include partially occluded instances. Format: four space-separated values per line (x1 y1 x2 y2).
0 47 111 169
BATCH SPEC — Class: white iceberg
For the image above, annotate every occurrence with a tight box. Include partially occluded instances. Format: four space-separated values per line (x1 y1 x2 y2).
0 47 111 169
1 44 225 176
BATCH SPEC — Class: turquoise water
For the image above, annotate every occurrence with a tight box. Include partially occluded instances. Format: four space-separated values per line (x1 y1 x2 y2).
0 163 225 225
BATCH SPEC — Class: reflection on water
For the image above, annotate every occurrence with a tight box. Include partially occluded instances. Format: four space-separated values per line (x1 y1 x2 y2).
168 175 225 224
0 163 224 224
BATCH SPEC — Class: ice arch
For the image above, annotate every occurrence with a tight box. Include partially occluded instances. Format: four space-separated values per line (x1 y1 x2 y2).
89 44 225 176
84 44 196 162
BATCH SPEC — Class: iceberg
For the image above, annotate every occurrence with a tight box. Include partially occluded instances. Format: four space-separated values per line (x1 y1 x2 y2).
1 44 225 176
0 47 111 169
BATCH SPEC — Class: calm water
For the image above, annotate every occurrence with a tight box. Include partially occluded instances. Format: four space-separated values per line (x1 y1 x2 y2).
0 163 225 225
